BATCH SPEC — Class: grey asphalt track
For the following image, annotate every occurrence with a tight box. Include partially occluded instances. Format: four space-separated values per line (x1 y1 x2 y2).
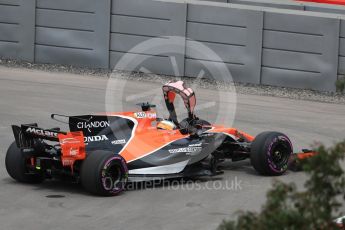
0 66 344 230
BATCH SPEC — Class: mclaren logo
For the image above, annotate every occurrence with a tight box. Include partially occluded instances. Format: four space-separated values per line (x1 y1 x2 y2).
84 135 109 143
26 127 58 138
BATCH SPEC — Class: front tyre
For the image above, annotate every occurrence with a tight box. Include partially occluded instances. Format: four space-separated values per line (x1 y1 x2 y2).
80 151 128 196
5 142 44 183
250 132 292 176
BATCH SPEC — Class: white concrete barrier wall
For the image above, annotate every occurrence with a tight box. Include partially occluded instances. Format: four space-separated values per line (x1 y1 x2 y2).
338 20 345 76
0 0 35 61
261 10 339 91
185 3 263 83
34 0 110 68
109 0 186 75
0 0 344 91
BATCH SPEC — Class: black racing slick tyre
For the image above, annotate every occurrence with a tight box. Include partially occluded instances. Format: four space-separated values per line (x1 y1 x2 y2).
250 132 293 176
80 151 128 196
5 142 44 183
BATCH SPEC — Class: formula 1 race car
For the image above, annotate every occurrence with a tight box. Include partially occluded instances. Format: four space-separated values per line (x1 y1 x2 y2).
5 81 313 196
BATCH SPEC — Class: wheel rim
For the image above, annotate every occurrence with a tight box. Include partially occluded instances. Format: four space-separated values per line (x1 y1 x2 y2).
269 140 291 170
104 165 121 189
101 157 127 193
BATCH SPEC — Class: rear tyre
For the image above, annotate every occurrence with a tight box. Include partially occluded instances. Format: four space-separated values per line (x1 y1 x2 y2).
5 142 44 183
250 132 292 176
80 150 128 196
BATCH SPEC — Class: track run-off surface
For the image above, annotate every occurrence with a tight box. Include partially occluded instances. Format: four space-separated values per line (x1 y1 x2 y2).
0 66 344 230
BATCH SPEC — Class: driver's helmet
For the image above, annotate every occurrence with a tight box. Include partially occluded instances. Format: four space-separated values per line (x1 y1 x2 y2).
157 120 176 130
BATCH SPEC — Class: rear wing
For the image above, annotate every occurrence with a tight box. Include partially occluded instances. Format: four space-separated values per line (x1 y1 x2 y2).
12 124 66 148
12 123 86 169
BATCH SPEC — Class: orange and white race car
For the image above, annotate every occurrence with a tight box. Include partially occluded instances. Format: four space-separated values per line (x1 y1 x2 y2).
5 81 314 196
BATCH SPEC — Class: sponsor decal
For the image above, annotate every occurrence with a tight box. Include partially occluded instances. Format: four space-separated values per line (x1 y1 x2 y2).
134 112 157 119
69 147 79 156
26 127 58 138
168 147 202 154
84 135 109 143
134 112 146 118
201 133 214 137
111 139 126 145
60 138 81 145
77 120 109 132
147 112 157 119
189 143 202 147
